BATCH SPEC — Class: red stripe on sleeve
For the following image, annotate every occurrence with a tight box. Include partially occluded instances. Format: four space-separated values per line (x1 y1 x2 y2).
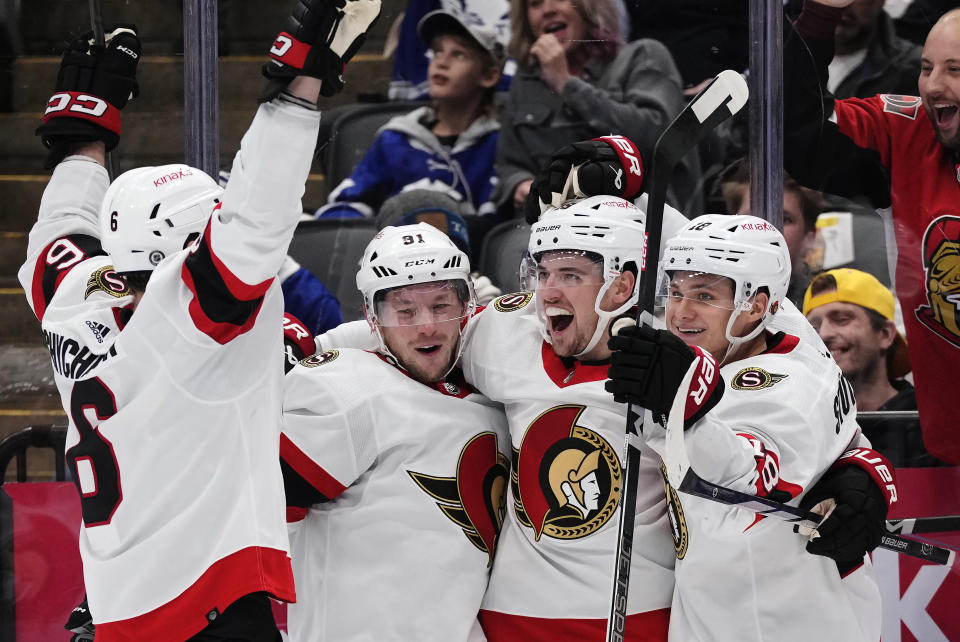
180 262 266 344
279 433 348 500
202 222 273 301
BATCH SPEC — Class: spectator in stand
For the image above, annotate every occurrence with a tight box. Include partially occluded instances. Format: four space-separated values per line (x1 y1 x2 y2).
317 10 504 220
803 268 945 467
377 188 503 304
718 159 822 306
388 0 511 101
828 0 921 99
894 0 956 44
783 0 960 464
494 0 700 218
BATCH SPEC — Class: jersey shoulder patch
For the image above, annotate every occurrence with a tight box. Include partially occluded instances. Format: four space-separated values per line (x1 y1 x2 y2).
300 349 339 368
491 291 533 313
84 265 132 300
879 94 921 120
729 367 788 391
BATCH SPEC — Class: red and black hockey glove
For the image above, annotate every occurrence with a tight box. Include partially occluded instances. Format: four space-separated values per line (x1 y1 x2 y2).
606 323 723 428
262 0 381 101
283 312 316 373
36 26 140 169
800 447 896 575
524 135 645 223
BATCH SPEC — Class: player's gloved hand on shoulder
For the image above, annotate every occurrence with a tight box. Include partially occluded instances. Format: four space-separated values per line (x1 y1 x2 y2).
524 135 645 223
283 312 317 373
799 449 894 575
470 272 502 306
262 0 382 101
36 26 141 169
606 322 723 429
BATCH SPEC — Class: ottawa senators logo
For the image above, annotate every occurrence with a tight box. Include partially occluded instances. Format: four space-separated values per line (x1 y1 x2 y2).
915 215 960 348
492 292 533 313
660 461 689 559
84 265 130 299
512 405 621 541
300 349 339 367
730 367 788 390
408 432 508 566
880 94 921 120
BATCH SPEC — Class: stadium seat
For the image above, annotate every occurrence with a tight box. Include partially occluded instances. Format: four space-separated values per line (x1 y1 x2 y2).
321 101 427 198
0 424 67 484
479 220 531 293
287 218 378 322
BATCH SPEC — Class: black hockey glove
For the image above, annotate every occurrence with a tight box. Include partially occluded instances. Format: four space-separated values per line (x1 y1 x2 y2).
65 595 95 642
36 26 141 169
524 135 646 223
800 448 895 575
262 0 382 100
283 312 316 373
606 323 723 429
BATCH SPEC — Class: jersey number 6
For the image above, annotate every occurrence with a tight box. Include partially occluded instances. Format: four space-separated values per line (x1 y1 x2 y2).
66 377 122 526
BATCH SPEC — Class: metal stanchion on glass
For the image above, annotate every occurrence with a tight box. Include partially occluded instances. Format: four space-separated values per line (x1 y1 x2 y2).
748 0 783 230
183 0 220 179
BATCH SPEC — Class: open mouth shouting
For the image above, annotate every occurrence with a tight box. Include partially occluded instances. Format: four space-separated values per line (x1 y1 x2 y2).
933 102 959 131
546 306 574 335
543 21 568 39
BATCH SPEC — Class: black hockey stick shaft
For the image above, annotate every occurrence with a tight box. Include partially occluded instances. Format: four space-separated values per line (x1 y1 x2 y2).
888 515 960 535
88 0 120 180
676 468 958 567
606 70 749 642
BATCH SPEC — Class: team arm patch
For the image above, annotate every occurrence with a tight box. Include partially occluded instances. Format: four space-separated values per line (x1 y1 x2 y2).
279 433 347 506
737 433 804 504
181 221 272 344
30 234 105 321
831 447 898 508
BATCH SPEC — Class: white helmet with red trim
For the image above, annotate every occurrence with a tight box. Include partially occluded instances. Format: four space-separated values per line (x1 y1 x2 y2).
99 164 223 273
659 214 791 345
522 195 648 357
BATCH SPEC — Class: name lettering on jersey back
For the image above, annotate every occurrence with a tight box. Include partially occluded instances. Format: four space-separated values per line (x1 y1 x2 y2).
44 329 118 379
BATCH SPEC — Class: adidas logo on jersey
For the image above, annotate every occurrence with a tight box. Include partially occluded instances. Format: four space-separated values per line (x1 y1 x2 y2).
85 320 111 344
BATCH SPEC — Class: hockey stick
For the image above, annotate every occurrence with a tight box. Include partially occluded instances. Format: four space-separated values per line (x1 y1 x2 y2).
605 69 749 642
88 0 120 180
662 357 958 569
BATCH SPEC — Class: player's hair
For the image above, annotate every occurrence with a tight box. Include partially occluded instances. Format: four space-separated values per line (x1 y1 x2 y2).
508 0 622 68
121 270 151 293
717 157 822 233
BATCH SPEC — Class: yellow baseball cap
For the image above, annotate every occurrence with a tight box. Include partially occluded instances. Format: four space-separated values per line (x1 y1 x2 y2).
802 268 911 378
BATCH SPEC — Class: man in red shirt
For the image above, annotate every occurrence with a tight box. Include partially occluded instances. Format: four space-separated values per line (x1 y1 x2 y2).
784 0 960 463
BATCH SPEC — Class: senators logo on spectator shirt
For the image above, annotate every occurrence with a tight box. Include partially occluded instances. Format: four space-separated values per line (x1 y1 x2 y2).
408 432 509 566
916 215 960 347
512 405 621 541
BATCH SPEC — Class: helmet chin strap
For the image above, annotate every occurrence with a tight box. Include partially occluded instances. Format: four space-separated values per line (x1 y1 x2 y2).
719 302 770 365
575 280 633 360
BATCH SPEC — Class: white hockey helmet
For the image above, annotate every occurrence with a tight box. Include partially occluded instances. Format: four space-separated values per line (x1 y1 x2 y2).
521 195 648 357
659 214 791 346
356 222 476 356
99 164 223 273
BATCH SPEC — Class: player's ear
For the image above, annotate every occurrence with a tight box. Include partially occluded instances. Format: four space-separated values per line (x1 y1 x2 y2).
749 291 770 319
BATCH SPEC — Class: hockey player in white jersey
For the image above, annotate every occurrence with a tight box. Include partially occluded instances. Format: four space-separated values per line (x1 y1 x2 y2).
280 222 510 641
606 215 886 641
18 1 381 639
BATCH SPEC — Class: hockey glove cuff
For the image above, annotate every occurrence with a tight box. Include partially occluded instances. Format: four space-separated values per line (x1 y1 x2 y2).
283 312 317 373
606 323 723 428
262 0 381 101
36 27 140 168
524 135 645 223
